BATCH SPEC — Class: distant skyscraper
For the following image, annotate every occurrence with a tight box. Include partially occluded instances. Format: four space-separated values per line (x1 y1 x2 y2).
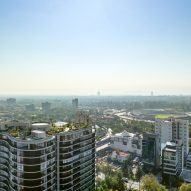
97 91 101 96
41 102 51 112
72 98 78 109
25 104 35 112
0 121 95 191
151 91 154 96
6 98 16 106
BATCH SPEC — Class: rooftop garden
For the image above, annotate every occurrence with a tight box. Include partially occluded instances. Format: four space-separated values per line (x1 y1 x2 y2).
9 128 20 137
8 122 90 138
47 123 89 135
9 127 31 138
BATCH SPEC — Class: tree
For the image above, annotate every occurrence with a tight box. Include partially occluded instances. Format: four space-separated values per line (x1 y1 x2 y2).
128 168 134 180
179 183 191 191
136 165 144 190
141 174 167 191
162 174 184 188
116 171 125 191
122 155 132 178
136 165 144 181
96 178 109 191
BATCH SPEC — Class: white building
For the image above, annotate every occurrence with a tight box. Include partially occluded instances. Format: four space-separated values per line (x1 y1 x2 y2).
110 131 142 156
172 119 189 155
155 119 172 146
155 118 189 156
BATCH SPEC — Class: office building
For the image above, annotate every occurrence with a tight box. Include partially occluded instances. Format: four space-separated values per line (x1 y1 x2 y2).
155 118 189 156
25 104 35 112
0 120 95 191
75 111 90 125
162 140 183 176
172 119 189 155
110 131 142 156
42 102 51 112
142 133 160 170
72 98 78 109
186 152 191 170
155 118 172 146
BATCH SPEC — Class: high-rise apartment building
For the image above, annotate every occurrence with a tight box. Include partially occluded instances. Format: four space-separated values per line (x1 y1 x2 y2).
0 121 95 191
155 118 189 156
142 133 160 170
186 152 191 170
162 140 183 176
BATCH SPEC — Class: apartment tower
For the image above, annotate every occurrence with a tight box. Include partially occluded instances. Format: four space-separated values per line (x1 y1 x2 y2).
155 118 189 156
0 121 95 191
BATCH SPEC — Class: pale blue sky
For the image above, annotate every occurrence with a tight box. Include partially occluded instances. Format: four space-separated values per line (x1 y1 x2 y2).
0 0 191 95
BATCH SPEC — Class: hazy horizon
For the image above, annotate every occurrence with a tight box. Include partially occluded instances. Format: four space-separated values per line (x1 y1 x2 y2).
1 0 191 95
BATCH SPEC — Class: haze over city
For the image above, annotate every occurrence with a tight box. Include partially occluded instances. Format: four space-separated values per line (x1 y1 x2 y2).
1 0 191 95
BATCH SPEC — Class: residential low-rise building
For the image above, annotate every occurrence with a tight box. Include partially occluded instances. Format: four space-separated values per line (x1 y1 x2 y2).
111 150 129 163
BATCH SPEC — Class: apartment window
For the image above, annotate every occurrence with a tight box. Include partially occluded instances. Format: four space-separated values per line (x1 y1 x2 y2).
84 150 92 157
63 158 73 164
17 164 23 171
67 135 72 140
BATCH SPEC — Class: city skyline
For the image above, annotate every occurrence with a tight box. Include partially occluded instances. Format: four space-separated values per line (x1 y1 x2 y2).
1 0 191 95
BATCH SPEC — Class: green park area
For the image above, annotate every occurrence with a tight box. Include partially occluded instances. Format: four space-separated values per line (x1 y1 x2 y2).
155 114 174 119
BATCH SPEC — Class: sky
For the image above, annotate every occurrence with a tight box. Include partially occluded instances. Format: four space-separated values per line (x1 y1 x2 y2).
0 0 191 95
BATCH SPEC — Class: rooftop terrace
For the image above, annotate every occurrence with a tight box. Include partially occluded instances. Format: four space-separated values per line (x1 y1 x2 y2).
8 122 90 140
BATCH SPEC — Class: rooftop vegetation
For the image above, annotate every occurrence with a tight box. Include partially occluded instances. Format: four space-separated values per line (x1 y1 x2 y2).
9 128 20 137
47 123 89 135
8 123 90 138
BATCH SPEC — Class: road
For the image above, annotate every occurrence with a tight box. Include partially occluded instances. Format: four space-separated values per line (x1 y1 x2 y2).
115 112 155 123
